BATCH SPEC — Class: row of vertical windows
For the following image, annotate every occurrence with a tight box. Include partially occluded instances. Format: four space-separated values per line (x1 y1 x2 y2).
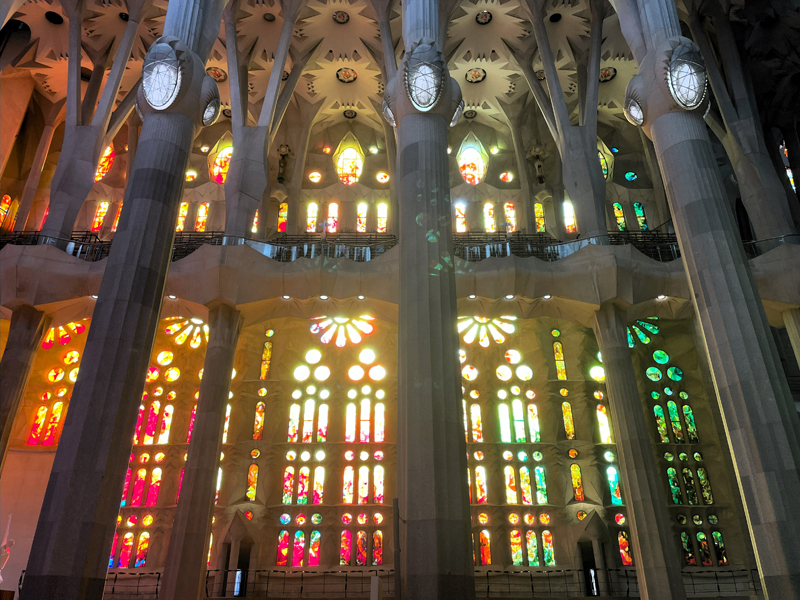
454 202 518 233
275 530 384 567
681 530 728 566
476 529 556 566
280 465 385 505
285 400 385 443
306 202 388 233
109 531 150 568
27 402 65 445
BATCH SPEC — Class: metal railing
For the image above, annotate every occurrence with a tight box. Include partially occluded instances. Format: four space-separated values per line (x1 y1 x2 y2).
741 234 800 258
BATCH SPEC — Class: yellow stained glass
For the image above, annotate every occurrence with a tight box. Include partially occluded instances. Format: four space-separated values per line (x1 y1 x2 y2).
562 402 575 440
534 203 546 232
554 342 567 380
564 201 577 233
503 202 517 232
91 202 109 232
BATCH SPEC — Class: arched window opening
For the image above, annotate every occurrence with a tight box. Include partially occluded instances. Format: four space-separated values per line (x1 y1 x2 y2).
287 403 301 442
28 406 48 445
682 468 699 505
534 466 548 504
297 466 310 504
633 202 648 230
606 466 622 505
194 203 209 232
597 404 613 444
277 530 290 566
534 203 546 232
91 202 109 232
553 342 567 380
357 465 370 504
374 403 385 442
470 404 483 442
327 203 339 233
504 465 518 503
356 531 368 565
143 401 161 445
653 405 669 442
498 403 512 443
512 399 526 442
277 202 288 233
479 530 491 565
373 466 385 503
372 531 383 565
246 464 258 501
483 202 496 232
527 404 540 442
145 468 162 506
357 202 368 232
520 467 533 505
313 466 325 504
222 404 231 443
176 202 189 232
251 210 259 233
570 464 584 501
118 532 134 568
253 402 266 439
563 201 577 233
667 401 684 442
474 466 488 504
309 531 322 566
292 531 305 567
345 403 357 442
542 530 556 566
510 530 524 565
455 202 467 232
618 532 634 566
302 399 316 443
503 202 517 232
339 531 352 565
157 405 173 444
306 203 318 232
282 467 295 504
376 202 388 233
561 402 575 439
130 468 147 507
667 467 682 504
526 530 539 566
343 465 355 504
360 399 371 443
613 202 627 231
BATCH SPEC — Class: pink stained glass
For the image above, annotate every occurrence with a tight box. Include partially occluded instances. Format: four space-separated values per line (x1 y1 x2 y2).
28 406 48 445
118 532 134 568
130 468 147 506
356 531 368 566
374 403 385 442
176 468 185 503
143 401 161 445
297 467 310 505
340 531 352 565
276 530 290 566
313 466 325 504
358 466 370 504
133 404 145 444
316 405 328 442
42 401 64 445
360 399 371 443
292 531 305 567
475 466 488 504
157 405 173 444
121 468 132 506
186 405 197 442
345 404 357 442
302 400 315 443
309 530 322 566
145 468 162 506
343 466 354 504
277 203 288 233
372 530 383 565
282 467 295 504
520 467 533 505
618 531 634 566
253 402 265 440
109 532 119 568
287 404 300 443
134 532 150 567
373 466 385 504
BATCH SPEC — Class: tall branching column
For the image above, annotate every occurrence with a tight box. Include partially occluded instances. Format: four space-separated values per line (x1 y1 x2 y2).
19 2 226 598
382 1 473 597
615 1 800 596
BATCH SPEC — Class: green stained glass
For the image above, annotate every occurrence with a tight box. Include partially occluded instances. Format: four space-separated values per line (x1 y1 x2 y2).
526 530 539 566
667 366 683 381
708 514 718 525
696 532 713 566
682 468 699 505
510 530 524 565
631 324 650 344
542 530 555 566
667 467 682 504
651 391 660 400
679 391 689 400
667 401 684 442
606 466 623 505
679 452 688 461
653 350 669 364
680 531 696 565
653 406 669 443
534 466 548 504
664 452 674 461
693 452 703 462
677 514 687 524
697 467 714 504
633 202 648 230
533 451 543 462
646 367 662 382
603 450 616 462
627 328 635 348
637 320 660 335
712 531 728 566
683 405 699 443
664 386 673 395
551 329 561 338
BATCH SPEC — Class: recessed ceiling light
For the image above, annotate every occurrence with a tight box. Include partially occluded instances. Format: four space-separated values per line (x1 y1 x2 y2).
358 295 365 300
168 295 177 299
200 145 210 153
320 295 329 300
657 294 667 300
447 147 452 154
543 295 552 300
505 294 514 300
469 294 476 299
90 294 98 299
282 295 291 300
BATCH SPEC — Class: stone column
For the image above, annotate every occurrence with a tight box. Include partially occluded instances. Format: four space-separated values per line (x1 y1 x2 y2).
385 1 474 597
592 303 686 600
0 304 51 472
160 303 242 600
616 1 800 596
19 3 225 599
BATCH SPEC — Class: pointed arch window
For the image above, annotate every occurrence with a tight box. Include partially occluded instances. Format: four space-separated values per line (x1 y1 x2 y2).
292 531 305 567
455 202 467 232
534 203 546 232
526 530 539 566
309 530 322 566
327 203 339 233
618 532 633 566
253 402 265 439
118 532 134 568
313 466 325 504
503 202 517 232
510 530 524 565
297 466 310 504
334 133 365 185
339 531 352 565
633 202 648 230
483 202 496 232
372 531 383 565
474 466 488 504
357 202 368 232
306 203 318 232
542 530 556 566
613 202 627 231
563 201 577 233
534 466 548 504
458 133 488 185
520 466 533 505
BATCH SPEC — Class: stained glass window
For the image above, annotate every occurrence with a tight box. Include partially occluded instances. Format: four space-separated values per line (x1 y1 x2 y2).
91 201 109 232
596 405 613 444
680 531 696 565
470 404 483 442
696 532 713 566
653 405 669 443
260 341 272 380
571 464 585 501
145 468 162 506
0 194 12 227
186 404 196 443
504 465 518 503
618 531 633 566
131 468 147 507
211 146 233 184
512 400 526 442
297 466 310 505
222 404 231 443
121 468 132 506
345 403 357 442
327 203 339 233
483 202 496 232
109 532 119 568
253 402 265 439
612 203 627 231
498 404 512 443
542 530 555 566
475 466 488 504
302 400 316 443
282 467 295 504
28 406 48 445
157 405 173 444
176 202 189 232
360 399 371 443
534 203 546 232
293 531 305 567
118 532 134 567
697 467 714 504
562 402 575 440
534 466 548 504
343 465 355 504
317 404 329 442
526 530 539 566
277 202 288 233
520 467 533 505
479 530 491 565
339 530 352 565
313 466 325 504
143 401 161 445
682 405 699 443
95 145 115 182
553 342 567 380
563 201 577 233
309 530 322 566
355 530 368 566
193 203 209 232
667 467 682 504
667 401 684 442
682 468 698 505
357 466 370 504
527 404 540 442
277 530 290 566
711 531 728 566
503 203 517 232
246 464 258 501
334 133 364 185
377 203 388 233
510 530 524 565
455 202 467 232
458 135 488 185
251 210 259 234
306 203 318 232
374 403 385 442
633 202 647 230
357 202 368 232
288 404 301 443
372 530 383 565
373 466 385 503
601 465 621 505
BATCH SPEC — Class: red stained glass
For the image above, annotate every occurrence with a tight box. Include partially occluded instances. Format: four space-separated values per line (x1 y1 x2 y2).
211 147 233 184
118 532 134 568
145 468 162 506
316 405 328 443
134 532 150 567
618 531 634 566
309 530 321 566
356 531 367 565
157 405 173 444
42 402 64 445
373 466 384 504
343 466 354 504
143 401 161 445
109 532 118 568
479 530 491 565
95 145 115 182
57 326 71 345
313 466 325 504
276 530 290 566
187 405 197 443
91 202 109 232
42 328 55 349
28 406 48 445
278 203 288 233
358 466 369 504
292 531 305 567
372 531 383 565
253 402 265 440
339 530 351 565
297 467 310 505
121 468 132 507
130 468 147 506
287 404 300 443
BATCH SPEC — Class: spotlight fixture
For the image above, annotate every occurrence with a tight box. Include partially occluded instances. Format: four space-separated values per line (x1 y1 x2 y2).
657 294 667 300
358 295 365 300
282 295 291 300
447 147 452 154
469 294 476 299
320 295 329 300
505 294 515 300
543 295 552 300
168 295 177 299
90 294 98 299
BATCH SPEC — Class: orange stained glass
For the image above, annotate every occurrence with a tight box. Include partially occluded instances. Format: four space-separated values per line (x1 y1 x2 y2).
118 532 134 568
251 210 259 234
41 402 64 445
527 404 541 442
520 466 533 505
306 203 318 232
308 530 322 566
246 464 258 501
618 531 634 566
459 146 487 185
39 205 49 230
327 203 339 233
455 202 467 232
475 466 488 504
94 145 115 182
157 405 173 444
253 402 265 439
343 465 354 503
313 466 325 504
504 465 518 503
276 530 290 566
376 202 388 233
211 146 233 184
317 404 329 442
470 404 483 442
356 202 368 232
564 201 577 233
121 468 132 506
133 532 150 568
358 465 370 504
373 466 385 503
335 138 364 185
510 529 524 565
130 468 147 506
542 530 556 566
570 464 584 501
133 404 145 444
175 202 189 232
91 201 110 232
597 404 613 443
187 404 197 443
372 531 383 565
57 326 71 345
504 202 517 232
287 403 301 442
207 532 213 566
277 202 288 232
145 468 162 506
340 530 352 565
194 203 209 232
483 202 496 232
0 194 11 226
282 467 294 504
356 530 368 565
534 203 546 232
374 403 385 442
297 466 310 505
143 401 161 445
479 529 491 565
28 406 48 444
345 403 357 441
260 341 272 380
553 342 567 380
360 399 371 443
47 367 65 383
41 328 55 349
562 402 575 440
222 404 231 443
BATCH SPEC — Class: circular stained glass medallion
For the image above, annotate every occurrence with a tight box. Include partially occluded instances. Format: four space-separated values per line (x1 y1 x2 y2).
646 367 662 381
465 68 487 83
476 10 492 24
332 10 350 24
336 68 357 83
